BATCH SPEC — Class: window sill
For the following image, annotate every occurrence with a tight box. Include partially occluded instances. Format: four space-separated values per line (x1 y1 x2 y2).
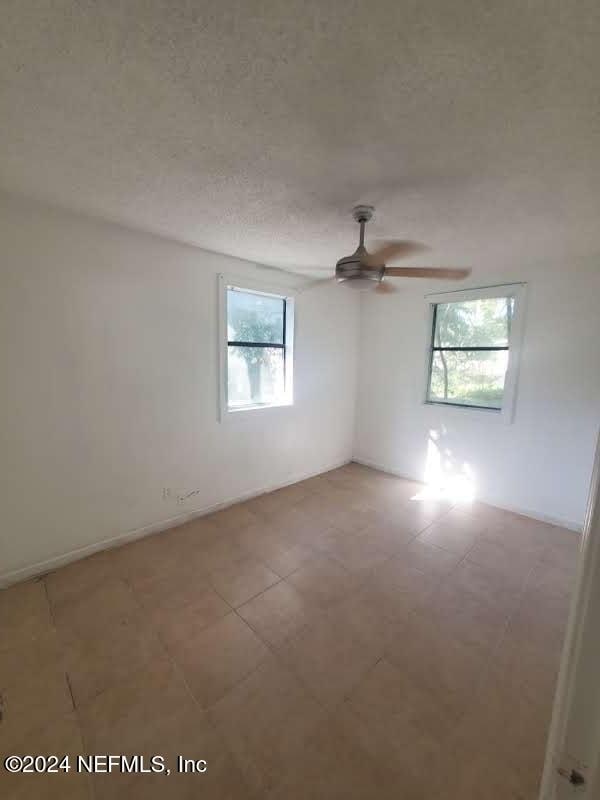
423 400 513 424
223 400 294 418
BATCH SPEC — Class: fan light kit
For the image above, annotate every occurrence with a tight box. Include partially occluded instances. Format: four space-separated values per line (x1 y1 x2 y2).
333 205 470 293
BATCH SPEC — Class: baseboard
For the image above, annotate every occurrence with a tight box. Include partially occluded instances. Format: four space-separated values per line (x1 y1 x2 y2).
351 456 583 533
0 457 351 588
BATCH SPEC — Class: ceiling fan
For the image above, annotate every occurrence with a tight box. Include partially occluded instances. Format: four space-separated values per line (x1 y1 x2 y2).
323 205 470 293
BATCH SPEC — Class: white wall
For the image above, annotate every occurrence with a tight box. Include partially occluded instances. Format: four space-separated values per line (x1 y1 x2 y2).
2 190 596 585
0 195 359 583
354 261 600 530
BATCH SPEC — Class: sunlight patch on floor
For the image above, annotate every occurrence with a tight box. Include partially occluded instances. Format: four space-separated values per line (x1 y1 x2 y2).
412 428 476 503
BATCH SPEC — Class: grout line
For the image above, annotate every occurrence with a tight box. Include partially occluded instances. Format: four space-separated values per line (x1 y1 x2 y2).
5 466 574 798
226 575 285 611
41 577 58 627
64 671 77 713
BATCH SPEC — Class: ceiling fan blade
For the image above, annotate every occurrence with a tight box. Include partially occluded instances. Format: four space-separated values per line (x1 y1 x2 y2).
375 280 397 294
364 240 427 267
300 276 336 292
383 267 471 280
255 262 324 282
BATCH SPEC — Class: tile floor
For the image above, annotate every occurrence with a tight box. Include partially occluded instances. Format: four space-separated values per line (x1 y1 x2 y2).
0 464 580 799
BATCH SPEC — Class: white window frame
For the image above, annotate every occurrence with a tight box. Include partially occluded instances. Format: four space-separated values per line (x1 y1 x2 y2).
218 273 295 420
423 283 527 424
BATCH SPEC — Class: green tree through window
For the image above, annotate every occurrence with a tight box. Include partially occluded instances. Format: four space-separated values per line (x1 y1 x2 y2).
227 288 286 407
428 296 513 409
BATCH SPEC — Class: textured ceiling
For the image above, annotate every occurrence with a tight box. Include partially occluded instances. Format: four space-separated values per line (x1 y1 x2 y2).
1 1 599 275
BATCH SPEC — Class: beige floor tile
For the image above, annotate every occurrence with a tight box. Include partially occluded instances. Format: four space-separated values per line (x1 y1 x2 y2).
209 502 261 532
207 556 280 607
323 588 405 654
259 482 313 513
189 533 249 573
319 484 359 510
385 612 489 712
295 474 335 496
327 504 384 535
256 539 317 578
62 613 166 706
355 516 419 554
0 467 576 800
322 465 364 490
385 496 454 528
51 577 140 641
459 664 553 757
270 506 333 548
294 492 341 524
313 529 390 574
170 612 269 709
467 538 539 583
123 519 220 573
416 518 481 556
276 612 380 708
246 490 291 519
362 478 425 508
453 500 515 527
0 627 63 684
285 555 359 610
433 746 540 800
210 656 324 793
507 593 570 653
78 658 193 752
150 587 231 649
92 708 253 800
0 657 73 752
344 659 458 787
440 506 492 532
480 518 548 557
538 522 581 553
229 520 279 550
527 558 576 600
267 706 405 799
395 538 463 576
0 579 53 652
44 552 116 610
1 713 91 799
486 628 561 712
129 563 213 615
451 648 553 795
111 532 190 584
237 581 314 648
230 521 315 574
537 525 580 571
365 558 439 616
298 523 344 552
162 515 223 549
420 582 510 652
232 520 302 560
446 559 525 611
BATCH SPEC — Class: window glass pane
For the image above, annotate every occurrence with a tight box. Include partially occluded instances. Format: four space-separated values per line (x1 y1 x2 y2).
434 297 513 348
227 289 284 344
428 349 508 409
227 346 285 408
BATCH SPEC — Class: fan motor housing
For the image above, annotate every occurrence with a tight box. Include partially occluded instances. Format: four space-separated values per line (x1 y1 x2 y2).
335 249 384 288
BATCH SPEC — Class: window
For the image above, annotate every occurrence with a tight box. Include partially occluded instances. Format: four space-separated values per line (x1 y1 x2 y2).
425 285 525 419
219 276 294 415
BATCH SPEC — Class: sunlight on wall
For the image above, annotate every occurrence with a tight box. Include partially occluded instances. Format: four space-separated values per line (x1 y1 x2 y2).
413 428 476 503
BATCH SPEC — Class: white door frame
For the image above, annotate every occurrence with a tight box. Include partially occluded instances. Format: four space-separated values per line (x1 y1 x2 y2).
539 432 600 797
